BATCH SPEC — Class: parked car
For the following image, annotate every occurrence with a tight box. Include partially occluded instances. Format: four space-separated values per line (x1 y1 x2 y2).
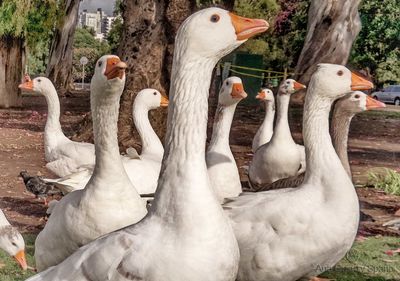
371 85 400 106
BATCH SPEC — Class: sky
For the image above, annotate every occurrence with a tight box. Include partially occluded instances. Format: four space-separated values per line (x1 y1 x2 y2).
80 0 116 15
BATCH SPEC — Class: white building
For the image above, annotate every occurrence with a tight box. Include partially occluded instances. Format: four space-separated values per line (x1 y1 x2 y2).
78 8 121 40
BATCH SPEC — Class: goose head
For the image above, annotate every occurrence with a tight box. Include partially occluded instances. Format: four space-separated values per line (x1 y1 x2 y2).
278 79 306 95
337 91 386 114
218 77 247 106
177 7 269 60
91 55 127 98
0 226 27 270
256 88 274 102
310 64 374 100
135 89 169 110
18 76 54 95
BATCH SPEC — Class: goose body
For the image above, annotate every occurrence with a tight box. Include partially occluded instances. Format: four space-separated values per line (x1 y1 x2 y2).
207 77 247 201
223 64 373 281
41 89 168 195
252 88 275 152
19 78 95 177
258 91 385 191
248 79 306 189
0 209 27 270
33 56 147 272
26 8 269 281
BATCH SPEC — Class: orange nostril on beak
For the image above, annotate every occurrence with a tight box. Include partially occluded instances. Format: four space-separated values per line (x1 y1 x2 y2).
231 83 247 99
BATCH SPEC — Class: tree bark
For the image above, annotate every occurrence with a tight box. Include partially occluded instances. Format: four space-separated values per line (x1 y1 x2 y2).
115 0 195 150
75 0 195 149
46 0 81 95
294 0 361 87
0 35 25 108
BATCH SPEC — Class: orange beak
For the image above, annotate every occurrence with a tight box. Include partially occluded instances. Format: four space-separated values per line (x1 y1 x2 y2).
351 73 373 91
366 95 385 110
293 81 307 91
231 83 248 99
18 80 34 92
104 57 127 80
229 13 269 41
160 94 169 107
14 250 27 270
256 91 266 100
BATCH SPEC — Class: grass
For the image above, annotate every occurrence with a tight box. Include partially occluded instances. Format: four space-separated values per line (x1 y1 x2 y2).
322 237 400 281
0 235 399 280
360 110 400 119
368 169 400 196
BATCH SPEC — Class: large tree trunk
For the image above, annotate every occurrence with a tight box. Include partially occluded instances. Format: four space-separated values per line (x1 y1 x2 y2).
295 0 361 87
46 0 80 95
0 35 25 108
115 0 195 150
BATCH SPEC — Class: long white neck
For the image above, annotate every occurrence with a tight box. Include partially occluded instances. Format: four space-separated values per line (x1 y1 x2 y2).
259 100 275 140
302 81 353 196
42 85 65 139
208 103 237 150
272 93 293 142
88 86 139 199
133 103 164 158
151 50 224 224
331 107 354 177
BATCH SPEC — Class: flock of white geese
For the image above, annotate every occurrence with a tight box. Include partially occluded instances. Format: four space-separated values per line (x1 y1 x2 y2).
0 7 386 281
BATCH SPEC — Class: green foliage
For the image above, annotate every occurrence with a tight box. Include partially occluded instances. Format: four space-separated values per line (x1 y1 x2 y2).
368 169 400 196
106 16 123 53
0 0 56 44
350 0 400 87
235 0 309 72
72 28 111 81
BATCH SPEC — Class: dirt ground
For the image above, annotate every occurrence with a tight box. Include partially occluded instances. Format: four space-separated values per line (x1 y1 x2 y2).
0 92 399 236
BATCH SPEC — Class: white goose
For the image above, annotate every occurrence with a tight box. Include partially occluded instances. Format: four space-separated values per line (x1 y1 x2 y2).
252 88 275 152
0 209 27 270
223 64 373 281
18 77 95 177
207 76 247 202
26 8 269 281
43 89 169 195
33 55 147 272
258 90 386 190
248 79 306 189
332 91 386 177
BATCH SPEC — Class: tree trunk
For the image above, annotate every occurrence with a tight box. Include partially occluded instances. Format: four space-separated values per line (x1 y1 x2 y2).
294 0 361 90
0 35 25 108
75 0 195 149
46 0 80 95
115 0 195 150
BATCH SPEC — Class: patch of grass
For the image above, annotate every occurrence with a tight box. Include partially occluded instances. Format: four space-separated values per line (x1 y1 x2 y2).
0 234 36 281
321 236 400 281
360 110 400 119
368 169 400 196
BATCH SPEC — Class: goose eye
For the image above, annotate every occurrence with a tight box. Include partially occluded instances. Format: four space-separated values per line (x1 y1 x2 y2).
226 81 229 86
337 70 343 76
11 242 17 247
354 94 360 99
98 61 103 67
153 92 157 96
210 14 220 23
37 79 41 83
